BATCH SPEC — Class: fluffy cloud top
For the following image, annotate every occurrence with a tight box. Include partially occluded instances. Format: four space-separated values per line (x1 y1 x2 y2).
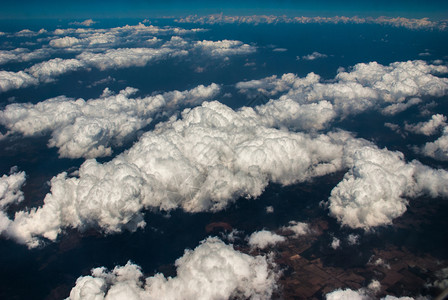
68 237 277 300
237 60 448 118
0 83 220 158
0 99 358 247
248 230 286 249
2 93 448 246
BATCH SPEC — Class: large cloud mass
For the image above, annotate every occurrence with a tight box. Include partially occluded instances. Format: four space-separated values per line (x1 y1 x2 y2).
68 237 277 300
1 100 355 247
2 96 448 247
0 84 220 158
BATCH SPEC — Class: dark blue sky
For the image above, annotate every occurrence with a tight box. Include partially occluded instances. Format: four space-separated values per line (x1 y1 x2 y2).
1 0 448 19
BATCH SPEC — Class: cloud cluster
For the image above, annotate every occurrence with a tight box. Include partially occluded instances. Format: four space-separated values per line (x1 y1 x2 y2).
248 230 286 249
175 14 447 30
68 237 277 300
0 83 220 158
237 60 448 118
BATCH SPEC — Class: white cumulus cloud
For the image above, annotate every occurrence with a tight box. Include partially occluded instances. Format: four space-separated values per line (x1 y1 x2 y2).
248 230 286 249
68 237 277 300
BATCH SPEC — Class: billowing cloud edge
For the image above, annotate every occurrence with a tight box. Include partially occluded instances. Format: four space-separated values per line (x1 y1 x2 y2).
67 237 278 300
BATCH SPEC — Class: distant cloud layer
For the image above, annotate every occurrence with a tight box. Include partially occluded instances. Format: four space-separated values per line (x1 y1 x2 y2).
175 14 448 31
0 23 255 92
68 237 277 300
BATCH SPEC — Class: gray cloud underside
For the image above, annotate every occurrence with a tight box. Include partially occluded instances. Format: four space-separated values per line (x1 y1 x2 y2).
0 84 220 158
68 237 277 300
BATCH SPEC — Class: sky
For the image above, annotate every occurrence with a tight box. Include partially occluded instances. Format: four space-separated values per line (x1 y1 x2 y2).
1 0 448 19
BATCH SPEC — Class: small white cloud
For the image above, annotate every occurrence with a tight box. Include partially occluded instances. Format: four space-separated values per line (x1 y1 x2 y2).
298 51 328 61
248 230 286 249
281 221 311 237
69 19 97 27
265 206 274 213
272 48 287 52
331 237 341 249
347 234 360 245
